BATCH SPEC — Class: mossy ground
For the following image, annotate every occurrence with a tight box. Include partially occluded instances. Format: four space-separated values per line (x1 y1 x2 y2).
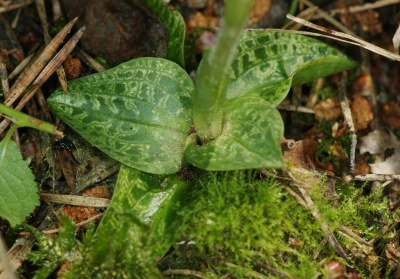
28 171 392 278
159 171 391 278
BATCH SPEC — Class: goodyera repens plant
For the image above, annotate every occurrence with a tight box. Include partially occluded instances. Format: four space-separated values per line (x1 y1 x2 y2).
48 1 356 175
1 0 358 270
45 0 357 260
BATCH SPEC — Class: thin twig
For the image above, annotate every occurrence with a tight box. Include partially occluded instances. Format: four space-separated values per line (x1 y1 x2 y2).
345 174 400 182
282 185 308 208
0 237 34 277
338 225 372 247
41 193 110 207
297 186 349 260
8 53 34 80
0 55 9 97
3 17 77 108
314 0 400 19
11 7 22 29
255 260 292 278
338 72 357 174
283 6 318 30
277 104 315 114
0 0 33 14
41 213 103 235
51 0 62 21
225 263 269 279
286 14 400 62
35 0 68 92
76 48 105 73
162 269 208 279
0 233 18 279
299 0 357 36
0 27 85 135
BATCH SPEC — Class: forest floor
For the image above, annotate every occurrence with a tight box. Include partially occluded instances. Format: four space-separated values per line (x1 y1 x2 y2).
1 0 400 278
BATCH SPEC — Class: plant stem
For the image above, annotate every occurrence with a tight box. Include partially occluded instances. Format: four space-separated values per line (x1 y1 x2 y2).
193 0 253 142
0 103 63 137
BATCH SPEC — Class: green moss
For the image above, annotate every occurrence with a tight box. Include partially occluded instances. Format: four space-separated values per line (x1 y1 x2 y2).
162 172 390 278
166 172 324 278
28 215 161 279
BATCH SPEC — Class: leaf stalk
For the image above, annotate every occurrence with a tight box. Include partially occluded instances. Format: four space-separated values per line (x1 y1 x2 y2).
193 0 253 141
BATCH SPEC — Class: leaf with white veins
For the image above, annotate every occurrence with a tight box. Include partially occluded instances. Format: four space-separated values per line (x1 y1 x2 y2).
185 95 284 170
227 30 357 105
48 58 193 175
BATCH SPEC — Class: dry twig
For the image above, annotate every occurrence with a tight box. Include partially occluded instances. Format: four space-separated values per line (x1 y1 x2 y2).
35 0 68 92
338 73 357 174
316 0 400 18
0 237 34 278
298 0 356 36
0 0 33 14
298 186 349 260
0 53 9 97
3 17 77 108
277 104 315 114
0 26 85 134
41 213 103 235
338 225 372 247
163 269 208 279
0 233 17 279
286 14 400 62
41 193 110 207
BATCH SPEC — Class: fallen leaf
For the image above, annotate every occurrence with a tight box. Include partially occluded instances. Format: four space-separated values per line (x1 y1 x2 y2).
351 95 374 130
359 130 397 155
249 0 270 25
382 101 400 130
314 98 342 121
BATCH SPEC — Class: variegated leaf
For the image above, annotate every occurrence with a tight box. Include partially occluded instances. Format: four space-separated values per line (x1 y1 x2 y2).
185 95 284 170
48 58 193 175
142 0 186 66
97 165 190 257
227 30 357 105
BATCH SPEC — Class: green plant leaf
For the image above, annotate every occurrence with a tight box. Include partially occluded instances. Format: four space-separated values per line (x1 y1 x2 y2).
142 0 186 66
0 139 39 227
186 95 284 170
97 165 190 257
227 30 357 105
48 58 193 175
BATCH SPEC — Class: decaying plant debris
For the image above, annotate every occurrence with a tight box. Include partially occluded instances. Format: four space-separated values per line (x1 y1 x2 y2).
1 0 400 278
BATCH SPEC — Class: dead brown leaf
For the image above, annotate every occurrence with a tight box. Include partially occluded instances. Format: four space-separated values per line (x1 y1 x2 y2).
249 0 270 25
351 95 374 131
382 101 400 130
314 97 342 121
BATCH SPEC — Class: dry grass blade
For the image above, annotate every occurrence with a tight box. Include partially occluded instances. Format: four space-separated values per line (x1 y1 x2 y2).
35 0 68 92
77 48 105 72
297 186 349 260
0 0 33 14
41 193 110 207
0 54 9 97
0 233 17 279
8 52 34 80
338 225 372 247
338 73 357 174
316 0 400 18
286 14 400 62
0 27 85 135
4 17 77 107
162 269 208 279
41 213 103 235
0 237 34 277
